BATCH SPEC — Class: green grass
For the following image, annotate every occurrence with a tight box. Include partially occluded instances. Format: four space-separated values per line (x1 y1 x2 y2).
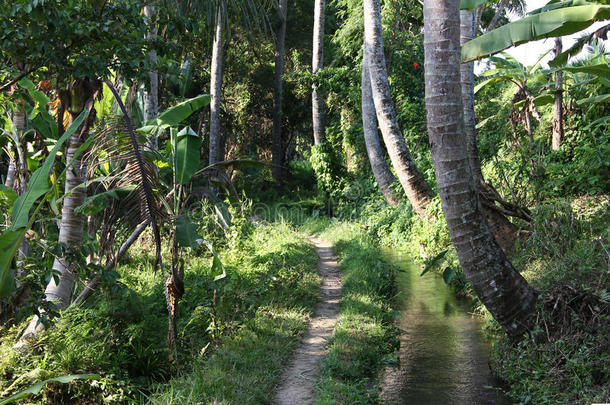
300 218 399 404
0 222 320 404
489 196 610 405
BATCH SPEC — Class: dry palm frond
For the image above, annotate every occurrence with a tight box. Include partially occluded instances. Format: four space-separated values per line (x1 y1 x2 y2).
85 109 165 262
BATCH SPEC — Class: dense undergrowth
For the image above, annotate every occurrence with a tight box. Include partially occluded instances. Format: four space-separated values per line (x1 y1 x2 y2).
0 222 320 403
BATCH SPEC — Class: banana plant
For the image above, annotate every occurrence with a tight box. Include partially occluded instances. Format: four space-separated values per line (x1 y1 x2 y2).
462 1 610 62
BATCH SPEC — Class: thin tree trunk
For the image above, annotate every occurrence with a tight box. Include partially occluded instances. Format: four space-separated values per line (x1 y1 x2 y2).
552 37 563 151
424 0 537 339
5 160 16 189
72 219 150 306
144 4 159 150
209 2 225 164
361 51 400 207
460 9 517 253
486 0 508 31
312 0 326 145
12 107 29 269
363 0 434 218
272 0 288 185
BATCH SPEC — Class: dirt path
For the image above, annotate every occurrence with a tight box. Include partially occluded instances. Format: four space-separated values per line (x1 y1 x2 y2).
275 237 342 405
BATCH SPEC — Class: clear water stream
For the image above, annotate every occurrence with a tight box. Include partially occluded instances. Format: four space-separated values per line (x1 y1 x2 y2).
381 249 512 404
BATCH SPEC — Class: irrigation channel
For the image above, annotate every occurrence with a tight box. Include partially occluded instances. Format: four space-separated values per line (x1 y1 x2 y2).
380 250 512 404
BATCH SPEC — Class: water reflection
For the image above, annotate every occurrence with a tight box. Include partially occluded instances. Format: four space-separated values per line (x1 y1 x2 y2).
381 250 512 404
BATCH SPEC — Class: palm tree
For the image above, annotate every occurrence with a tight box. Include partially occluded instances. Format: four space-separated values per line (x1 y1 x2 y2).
144 4 159 150
312 0 326 145
209 1 225 165
424 0 537 338
552 37 564 150
363 0 434 218
361 49 400 207
460 10 520 253
271 0 288 184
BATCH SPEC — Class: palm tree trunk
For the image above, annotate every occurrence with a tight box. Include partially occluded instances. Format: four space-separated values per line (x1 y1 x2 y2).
460 9 483 184
363 0 434 218
272 0 288 185
312 0 326 145
144 4 159 150
5 160 16 189
43 111 94 308
552 37 563 151
209 2 225 165
460 10 517 253
424 0 537 339
361 51 400 207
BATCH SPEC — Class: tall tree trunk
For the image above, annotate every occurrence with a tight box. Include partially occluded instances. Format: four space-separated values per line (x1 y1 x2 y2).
363 0 434 218
424 0 537 339
552 37 563 151
16 84 97 348
460 10 517 253
272 0 288 185
12 106 29 268
312 0 326 145
209 2 225 165
144 4 159 150
361 51 400 207
460 10 483 184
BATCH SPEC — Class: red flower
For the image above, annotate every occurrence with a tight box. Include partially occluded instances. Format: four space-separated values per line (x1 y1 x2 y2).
413 62 419 69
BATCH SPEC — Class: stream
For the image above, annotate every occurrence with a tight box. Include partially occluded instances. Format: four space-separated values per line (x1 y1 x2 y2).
381 250 512 404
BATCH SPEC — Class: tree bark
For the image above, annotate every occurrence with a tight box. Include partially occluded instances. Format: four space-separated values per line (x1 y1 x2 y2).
144 4 159 150
361 50 401 207
312 0 326 145
272 0 288 185
16 85 97 348
460 9 517 253
424 0 537 339
363 0 434 218
552 37 563 151
209 2 225 164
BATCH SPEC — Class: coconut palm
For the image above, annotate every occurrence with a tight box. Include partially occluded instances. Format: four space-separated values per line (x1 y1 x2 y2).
424 0 537 338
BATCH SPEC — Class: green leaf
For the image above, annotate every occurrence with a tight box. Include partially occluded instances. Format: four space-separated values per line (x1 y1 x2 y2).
459 0 493 10
203 241 226 281
442 266 457 285
138 94 210 134
175 127 202 185
0 185 18 210
0 229 24 297
0 374 99 405
175 215 202 248
533 94 555 107
214 202 231 230
18 78 50 107
420 249 448 276
74 185 136 215
558 63 610 79
11 108 90 230
462 6 610 62
576 93 610 104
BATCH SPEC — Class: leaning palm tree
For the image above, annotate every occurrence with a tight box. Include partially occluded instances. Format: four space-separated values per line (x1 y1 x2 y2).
424 0 537 338
361 49 400 207
363 0 434 218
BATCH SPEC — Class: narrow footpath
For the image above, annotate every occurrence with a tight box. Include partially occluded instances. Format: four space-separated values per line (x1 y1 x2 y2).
275 237 342 405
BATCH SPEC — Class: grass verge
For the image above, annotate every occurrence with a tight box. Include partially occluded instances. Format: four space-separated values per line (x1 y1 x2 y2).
299 218 399 404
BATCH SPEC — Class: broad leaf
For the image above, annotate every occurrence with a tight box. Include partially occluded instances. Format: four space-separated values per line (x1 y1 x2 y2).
0 229 25 297
460 0 493 10
138 94 210 134
74 185 136 216
462 6 610 62
558 63 610 79
11 108 89 230
203 241 226 281
442 266 457 285
175 127 202 185
576 93 610 104
0 374 98 405
175 215 202 248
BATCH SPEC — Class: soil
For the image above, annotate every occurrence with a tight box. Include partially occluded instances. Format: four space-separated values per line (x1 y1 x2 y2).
274 237 342 405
